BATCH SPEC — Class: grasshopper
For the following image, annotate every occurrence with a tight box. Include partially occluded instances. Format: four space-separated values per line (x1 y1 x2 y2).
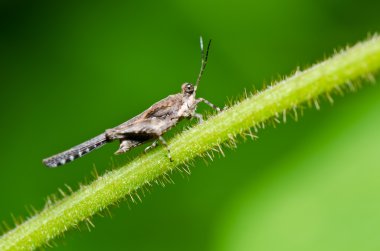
43 37 220 168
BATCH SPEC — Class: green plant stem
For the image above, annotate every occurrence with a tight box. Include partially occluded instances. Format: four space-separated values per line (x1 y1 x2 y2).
1 36 380 250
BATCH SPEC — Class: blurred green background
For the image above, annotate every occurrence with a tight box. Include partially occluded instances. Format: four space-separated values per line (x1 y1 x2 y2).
1 0 380 250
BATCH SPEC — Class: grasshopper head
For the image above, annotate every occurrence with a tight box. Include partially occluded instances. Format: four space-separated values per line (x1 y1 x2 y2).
181 82 195 95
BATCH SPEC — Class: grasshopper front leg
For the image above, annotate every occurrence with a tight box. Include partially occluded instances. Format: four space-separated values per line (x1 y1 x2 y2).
193 113 204 123
196 98 221 112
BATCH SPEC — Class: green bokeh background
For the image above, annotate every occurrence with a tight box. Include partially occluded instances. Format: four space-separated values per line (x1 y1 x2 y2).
1 0 380 250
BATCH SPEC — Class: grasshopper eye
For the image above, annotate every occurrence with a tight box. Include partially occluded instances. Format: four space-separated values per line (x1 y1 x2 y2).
182 83 194 94
186 84 194 93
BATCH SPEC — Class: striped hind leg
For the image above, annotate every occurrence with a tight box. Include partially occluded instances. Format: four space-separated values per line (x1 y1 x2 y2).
114 139 144 155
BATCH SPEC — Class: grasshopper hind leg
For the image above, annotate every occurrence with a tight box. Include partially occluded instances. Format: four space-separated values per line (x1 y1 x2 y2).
114 139 143 155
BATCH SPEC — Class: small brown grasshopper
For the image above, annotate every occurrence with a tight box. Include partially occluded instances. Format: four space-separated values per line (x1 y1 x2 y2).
43 37 220 168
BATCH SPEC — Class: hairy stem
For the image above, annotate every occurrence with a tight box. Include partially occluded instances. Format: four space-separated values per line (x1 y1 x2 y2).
1 35 380 250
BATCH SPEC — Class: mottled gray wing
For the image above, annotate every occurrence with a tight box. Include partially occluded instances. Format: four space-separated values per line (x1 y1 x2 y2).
112 118 177 137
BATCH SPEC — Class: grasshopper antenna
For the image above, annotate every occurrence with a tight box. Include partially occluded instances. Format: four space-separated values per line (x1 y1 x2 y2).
195 36 211 88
